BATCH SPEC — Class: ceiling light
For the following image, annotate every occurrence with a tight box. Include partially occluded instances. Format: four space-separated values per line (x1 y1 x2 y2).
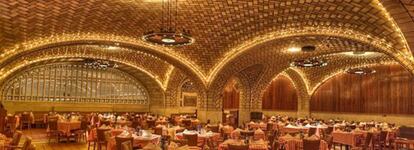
347 67 376 75
344 51 375 56
288 47 301 52
291 58 328 68
142 0 194 46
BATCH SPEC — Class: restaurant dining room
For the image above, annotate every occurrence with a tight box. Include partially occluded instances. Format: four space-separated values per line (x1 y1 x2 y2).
1 0 414 150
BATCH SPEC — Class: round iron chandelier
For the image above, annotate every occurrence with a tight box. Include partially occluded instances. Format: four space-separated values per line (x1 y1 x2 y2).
142 0 194 46
291 58 328 67
346 67 376 75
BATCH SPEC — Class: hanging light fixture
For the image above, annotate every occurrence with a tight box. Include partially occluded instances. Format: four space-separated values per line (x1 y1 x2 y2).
347 67 376 75
291 57 328 67
142 0 194 46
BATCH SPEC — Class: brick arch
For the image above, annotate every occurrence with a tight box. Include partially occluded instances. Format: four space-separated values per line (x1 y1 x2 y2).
0 36 207 86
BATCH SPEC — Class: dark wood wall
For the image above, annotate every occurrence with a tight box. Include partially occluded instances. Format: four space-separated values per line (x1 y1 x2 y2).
223 80 240 109
311 64 414 115
262 75 298 110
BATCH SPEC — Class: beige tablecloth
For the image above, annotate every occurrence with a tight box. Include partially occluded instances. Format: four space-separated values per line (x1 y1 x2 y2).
332 131 364 147
218 139 268 150
58 121 81 136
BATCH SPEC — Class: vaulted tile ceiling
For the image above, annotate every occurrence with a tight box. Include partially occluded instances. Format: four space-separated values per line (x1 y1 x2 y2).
0 0 414 91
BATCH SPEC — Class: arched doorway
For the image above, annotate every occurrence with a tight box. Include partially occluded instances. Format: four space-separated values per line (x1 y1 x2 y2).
262 74 298 116
222 78 241 127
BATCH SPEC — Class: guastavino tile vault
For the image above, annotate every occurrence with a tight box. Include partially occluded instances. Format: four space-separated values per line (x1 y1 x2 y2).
0 0 413 149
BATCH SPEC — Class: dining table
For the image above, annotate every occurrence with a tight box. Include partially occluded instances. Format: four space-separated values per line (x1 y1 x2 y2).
332 131 364 148
57 121 81 136
106 133 161 150
280 125 309 134
176 130 221 142
278 135 329 150
88 127 135 141
218 139 268 150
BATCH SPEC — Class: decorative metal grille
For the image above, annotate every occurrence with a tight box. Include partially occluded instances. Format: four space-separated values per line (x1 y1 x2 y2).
0 63 149 104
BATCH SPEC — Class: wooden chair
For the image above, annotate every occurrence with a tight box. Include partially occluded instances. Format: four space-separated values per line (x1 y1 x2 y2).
267 123 274 132
115 136 133 150
6 116 17 134
354 132 373 150
75 120 89 142
183 134 198 146
302 139 320 150
146 120 156 129
96 128 110 150
240 130 254 139
208 125 219 133
182 120 192 129
6 136 31 150
47 120 61 143
154 127 163 135
228 144 249 150
100 120 111 127
308 127 317 136
375 131 388 149
325 126 334 135
5 131 23 150
20 113 31 130
131 121 140 129
121 141 133 150
87 126 96 150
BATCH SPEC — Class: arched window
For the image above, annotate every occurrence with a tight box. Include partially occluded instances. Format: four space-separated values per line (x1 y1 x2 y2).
0 63 149 104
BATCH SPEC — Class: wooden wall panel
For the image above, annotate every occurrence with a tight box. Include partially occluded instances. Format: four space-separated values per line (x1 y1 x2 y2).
311 64 414 114
223 80 240 109
262 75 298 110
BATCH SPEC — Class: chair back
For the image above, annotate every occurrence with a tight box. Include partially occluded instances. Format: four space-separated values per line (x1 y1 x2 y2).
80 120 89 130
363 132 373 150
48 120 58 131
240 130 254 138
208 125 219 133
100 120 111 126
121 141 133 150
115 136 133 150
303 139 320 150
326 126 334 135
267 123 274 131
379 131 388 141
93 116 100 124
21 114 30 123
131 121 140 129
228 144 249 150
183 133 198 146
146 120 156 129
97 128 111 142
308 127 317 136
10 131 23 146
154 127 163 135
22 136 32 150
182 120 191 128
